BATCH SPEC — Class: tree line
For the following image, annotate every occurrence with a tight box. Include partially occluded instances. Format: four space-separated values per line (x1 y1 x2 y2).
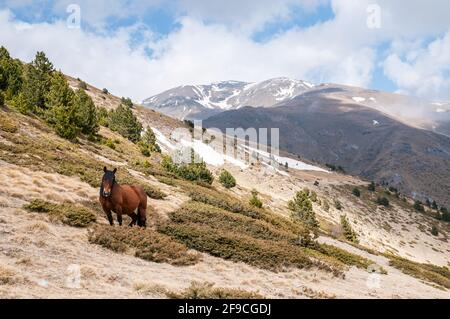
0 46 159 156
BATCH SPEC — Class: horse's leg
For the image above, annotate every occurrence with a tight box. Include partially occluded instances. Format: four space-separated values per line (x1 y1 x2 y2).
117 213 123 226
128 212 138 227
138 206 147 228
104 209 114 226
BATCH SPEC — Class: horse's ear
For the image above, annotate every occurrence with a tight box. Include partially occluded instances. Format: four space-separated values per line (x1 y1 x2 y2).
113 168 117 174
103 167 107 173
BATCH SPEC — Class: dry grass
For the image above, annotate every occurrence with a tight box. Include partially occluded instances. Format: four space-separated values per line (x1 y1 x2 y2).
0 112 18 133
158 199 372 274
88 225 200 266
23 199 96 227
0 266 18 285
386 254 450 289
167 282 264 299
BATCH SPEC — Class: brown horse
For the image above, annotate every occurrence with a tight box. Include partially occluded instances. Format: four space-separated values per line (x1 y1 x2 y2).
99 167 147 227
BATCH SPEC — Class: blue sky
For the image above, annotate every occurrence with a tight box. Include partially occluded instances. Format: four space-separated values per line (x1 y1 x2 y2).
0 0 449 101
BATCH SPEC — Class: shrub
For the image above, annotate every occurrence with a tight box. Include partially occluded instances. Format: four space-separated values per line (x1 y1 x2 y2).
288 189 318 228
0 91 4 107
102 88 109 94
108 104 142 143
340 215 359 243
413 200 424 212
431 201 438 210
162 153 213 185
352 187 360 197
103 138 116 150
334 199 342 210
23 199 96 227
376 197 389 207
219 170 236 189
88 225 199 266
430 225 439 236
249 189 263 208
441 207 450 222
368 181 376 192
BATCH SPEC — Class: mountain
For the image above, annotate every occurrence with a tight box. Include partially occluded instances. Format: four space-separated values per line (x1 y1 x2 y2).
142 77 314 120
204 93 450 208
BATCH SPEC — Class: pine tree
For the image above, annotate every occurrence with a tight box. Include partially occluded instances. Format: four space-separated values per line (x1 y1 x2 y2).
73 89 99 136
431 200 438 210
219 169 236 189
139 127 161 156
288 189 318 228
108 104 142 143
249 189 263 208
0 46 23 101
45 71 79 139
21 52 54 113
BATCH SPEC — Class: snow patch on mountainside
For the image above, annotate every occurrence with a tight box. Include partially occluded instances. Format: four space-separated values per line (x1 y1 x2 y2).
241 145 329 173
352 97 366 103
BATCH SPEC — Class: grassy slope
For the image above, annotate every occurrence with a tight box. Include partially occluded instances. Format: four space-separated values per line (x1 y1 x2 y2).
1 88 449 294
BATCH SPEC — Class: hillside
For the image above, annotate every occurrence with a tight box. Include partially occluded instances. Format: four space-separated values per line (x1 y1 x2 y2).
1 79 450 298
204 95 450 209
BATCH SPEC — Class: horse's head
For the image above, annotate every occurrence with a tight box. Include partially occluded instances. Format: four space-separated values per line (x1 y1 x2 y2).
101 167 117 198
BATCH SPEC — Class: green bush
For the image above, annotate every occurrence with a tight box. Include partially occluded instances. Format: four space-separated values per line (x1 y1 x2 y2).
288 189 318 228
249 189 263 208
219 169 236 189
0 91 4 107
103 138 116 150
334 199 342 210
108 104 142 143
161 153 213 185
441 207 449 222
413 200 424 212
430 225 439 236
352 187 360 197
376 197 389 207
102 88 109 94
368 181 376 192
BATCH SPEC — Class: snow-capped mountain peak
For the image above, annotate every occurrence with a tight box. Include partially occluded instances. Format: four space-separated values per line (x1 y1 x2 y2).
142 77 315 120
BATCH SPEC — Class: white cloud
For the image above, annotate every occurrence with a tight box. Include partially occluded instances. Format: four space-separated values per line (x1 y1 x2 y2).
0 0 449 101
383 31 450 100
